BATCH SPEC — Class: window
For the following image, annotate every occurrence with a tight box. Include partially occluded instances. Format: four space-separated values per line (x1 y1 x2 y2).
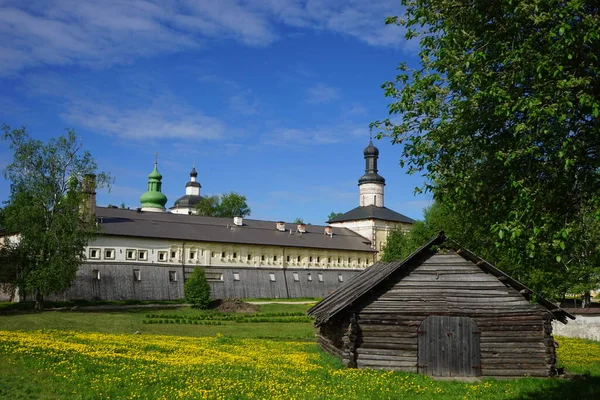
233 272 240 281
297 256 301 262
261 255 265 261
189 251 196 260
273 255 278 262
138 250 148 261
126 249 137 260
247 254 252 261
318 273 324 282
309 256 313 262
338 274 343 283
221 251 226 258
104 248 115 260
293 272 299 282
169 271 177 282
205 272 224 282
133 269 141 281
171 251 177 259
89 248 100 259
307 273 312 282
328 257 332 263
233 252 237 259
358 258 362 264
347 257 351 263
158 251 168 262
269 273 276 282
211 252 216 258
286 255 290 262
92 269 100 280
337 257 341 263
316 256 320 262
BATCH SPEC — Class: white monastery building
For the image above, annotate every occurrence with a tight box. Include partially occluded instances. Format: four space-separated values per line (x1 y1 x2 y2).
1 140 415 301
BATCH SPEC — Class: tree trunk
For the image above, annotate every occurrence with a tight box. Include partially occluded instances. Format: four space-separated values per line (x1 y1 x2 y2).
582 291 591 308
35 290 44 311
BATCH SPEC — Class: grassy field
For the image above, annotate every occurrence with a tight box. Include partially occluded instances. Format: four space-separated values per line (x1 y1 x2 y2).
1 303 599 399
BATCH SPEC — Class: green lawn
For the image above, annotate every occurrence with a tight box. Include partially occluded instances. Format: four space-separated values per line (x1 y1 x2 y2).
1 303 599 399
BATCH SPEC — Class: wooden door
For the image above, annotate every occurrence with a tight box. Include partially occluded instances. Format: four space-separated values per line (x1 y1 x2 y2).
417 316 481 377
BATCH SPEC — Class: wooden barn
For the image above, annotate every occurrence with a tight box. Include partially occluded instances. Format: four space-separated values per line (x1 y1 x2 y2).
308 232 575 378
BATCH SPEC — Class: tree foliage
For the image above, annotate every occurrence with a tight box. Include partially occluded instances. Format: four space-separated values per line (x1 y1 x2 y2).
327 211 343 222
195 192 251 218
0 126 111 309
184 267 211 309
374 0 600 298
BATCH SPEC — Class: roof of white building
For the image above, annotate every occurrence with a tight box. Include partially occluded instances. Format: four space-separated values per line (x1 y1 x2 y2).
96 207 376 252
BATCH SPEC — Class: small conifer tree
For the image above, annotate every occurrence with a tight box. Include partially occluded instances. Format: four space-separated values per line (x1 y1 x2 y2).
185 267 211 309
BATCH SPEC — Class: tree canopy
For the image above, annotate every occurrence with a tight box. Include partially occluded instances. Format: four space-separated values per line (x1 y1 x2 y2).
374 0 600 298
327 211 343 222
0 126 111 309
195 192 251 218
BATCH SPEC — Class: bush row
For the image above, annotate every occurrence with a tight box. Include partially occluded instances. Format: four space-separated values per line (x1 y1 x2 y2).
142 320 223 325
145 311 306 321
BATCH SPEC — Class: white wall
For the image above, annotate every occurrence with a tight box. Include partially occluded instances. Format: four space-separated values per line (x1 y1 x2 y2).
553 315 600 341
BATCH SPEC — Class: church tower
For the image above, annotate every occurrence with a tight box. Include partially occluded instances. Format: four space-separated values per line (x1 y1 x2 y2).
170 164 204 215
140 157 168 212
358 140 385 207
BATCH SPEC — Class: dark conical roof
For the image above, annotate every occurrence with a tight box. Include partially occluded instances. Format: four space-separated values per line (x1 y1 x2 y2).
364 140 379 156
190 165 198 178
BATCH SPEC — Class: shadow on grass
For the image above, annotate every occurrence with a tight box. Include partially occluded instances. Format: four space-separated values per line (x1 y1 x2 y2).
0 299 187 315
516 375 600 399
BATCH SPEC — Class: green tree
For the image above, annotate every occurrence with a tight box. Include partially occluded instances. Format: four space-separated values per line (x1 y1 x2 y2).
327 211 343 222
373 0 600 298
0 126 111 310
195 192 251 218
184 267 211 309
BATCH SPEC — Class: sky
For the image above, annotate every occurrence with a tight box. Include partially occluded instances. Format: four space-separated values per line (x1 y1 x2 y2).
0 0 432 225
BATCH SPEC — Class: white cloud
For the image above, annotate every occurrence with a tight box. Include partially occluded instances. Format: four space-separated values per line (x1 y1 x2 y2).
22 73 226 141
0 0 408 76
228 90 260 116
305 83 340 104
261 121 367 147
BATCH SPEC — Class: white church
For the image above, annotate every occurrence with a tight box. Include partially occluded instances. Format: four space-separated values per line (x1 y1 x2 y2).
3 140 415 301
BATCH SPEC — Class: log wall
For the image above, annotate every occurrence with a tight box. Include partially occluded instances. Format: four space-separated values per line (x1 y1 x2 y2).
318 251 557 378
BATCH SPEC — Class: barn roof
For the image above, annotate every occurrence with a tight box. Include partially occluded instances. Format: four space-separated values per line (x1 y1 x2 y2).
308 231 575 324
95 207 376 253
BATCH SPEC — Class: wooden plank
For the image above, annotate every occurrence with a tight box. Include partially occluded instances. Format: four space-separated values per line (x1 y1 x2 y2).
357 359 417 368
355 348 416 357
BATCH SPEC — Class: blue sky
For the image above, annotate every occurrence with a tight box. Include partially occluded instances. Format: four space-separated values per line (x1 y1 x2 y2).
0 0 431 224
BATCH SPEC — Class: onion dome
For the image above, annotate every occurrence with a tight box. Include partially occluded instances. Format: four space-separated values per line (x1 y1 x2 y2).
359 140 385 185
363 140 380 156
140 161 167 211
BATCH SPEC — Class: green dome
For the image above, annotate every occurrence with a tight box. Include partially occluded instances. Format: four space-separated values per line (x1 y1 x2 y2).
140 161 167 210
140 190 168 209
148 165 162 180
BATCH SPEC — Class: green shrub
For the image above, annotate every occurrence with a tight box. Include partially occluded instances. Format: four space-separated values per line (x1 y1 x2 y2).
184 267 212 309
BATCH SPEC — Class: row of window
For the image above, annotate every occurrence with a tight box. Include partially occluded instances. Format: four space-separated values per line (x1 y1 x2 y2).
211 271 343 283
91 269 179 282
89 247 367 266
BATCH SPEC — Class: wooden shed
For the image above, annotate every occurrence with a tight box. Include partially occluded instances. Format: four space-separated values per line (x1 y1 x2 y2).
308 232 575 378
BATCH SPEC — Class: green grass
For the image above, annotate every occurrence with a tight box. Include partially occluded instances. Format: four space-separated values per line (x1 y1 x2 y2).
1 304 599 399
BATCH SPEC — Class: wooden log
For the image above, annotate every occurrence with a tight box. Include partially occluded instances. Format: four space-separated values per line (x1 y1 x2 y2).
360 342 418 350
361 332 418 339
357 359 417 368
357 354 417 362
355 348 416 357
361 336 417 345
481 369 551 377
